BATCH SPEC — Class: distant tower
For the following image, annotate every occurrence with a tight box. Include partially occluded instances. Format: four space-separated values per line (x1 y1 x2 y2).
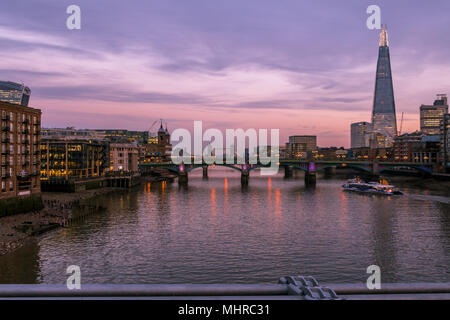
158 121 170 145
158 122 166 145
0 81 31 106
371 25 397 147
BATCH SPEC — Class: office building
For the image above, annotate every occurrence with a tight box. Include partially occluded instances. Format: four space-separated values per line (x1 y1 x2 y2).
0 81 31 107
286 135 317 159
108 143 139 172
351 122 371 149
420 94 448 135
412 135 441 164
40 137 109 180
42 128 148 144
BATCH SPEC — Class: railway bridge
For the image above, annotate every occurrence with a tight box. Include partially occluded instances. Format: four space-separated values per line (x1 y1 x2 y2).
139 159 436 186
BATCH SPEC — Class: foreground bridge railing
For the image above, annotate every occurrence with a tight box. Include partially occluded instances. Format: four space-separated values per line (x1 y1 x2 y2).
1 276 449 300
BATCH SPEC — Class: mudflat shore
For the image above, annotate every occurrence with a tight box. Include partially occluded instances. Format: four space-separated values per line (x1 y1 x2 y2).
0 187 121 256
0 173 174 257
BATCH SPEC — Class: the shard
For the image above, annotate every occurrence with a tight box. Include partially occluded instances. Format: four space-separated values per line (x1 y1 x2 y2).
371 26 397 147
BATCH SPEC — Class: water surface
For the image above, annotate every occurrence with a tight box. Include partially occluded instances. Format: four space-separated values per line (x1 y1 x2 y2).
1 168 449 284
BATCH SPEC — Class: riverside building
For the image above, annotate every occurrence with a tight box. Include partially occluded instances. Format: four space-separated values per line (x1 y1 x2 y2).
40 137 109 180
108 143 139 173
0 101 41 199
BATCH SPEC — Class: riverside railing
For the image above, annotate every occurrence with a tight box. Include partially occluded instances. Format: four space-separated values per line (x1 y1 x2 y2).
0 278 449 300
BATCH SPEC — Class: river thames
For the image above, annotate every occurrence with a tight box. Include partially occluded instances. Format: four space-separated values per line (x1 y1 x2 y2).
0 168 449 284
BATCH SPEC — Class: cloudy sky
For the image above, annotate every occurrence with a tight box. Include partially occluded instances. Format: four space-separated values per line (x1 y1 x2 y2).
1 0 449 147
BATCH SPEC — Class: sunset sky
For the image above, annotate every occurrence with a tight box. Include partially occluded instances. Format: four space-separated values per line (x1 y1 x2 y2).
1 0 450 147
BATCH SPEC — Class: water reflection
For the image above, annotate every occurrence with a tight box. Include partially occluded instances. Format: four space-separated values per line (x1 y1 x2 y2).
370 199 398 282
0 241 40 284
0 168 449 284
224 178 229 214
211 188 216 217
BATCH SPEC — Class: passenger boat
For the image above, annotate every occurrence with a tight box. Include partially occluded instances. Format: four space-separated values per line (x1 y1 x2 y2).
342 177 403 195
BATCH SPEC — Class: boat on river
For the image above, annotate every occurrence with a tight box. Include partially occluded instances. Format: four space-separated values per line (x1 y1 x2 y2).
342 177 403 195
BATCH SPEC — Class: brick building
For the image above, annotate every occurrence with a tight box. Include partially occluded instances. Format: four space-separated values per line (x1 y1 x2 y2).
0 101 41 199
393 131 423 162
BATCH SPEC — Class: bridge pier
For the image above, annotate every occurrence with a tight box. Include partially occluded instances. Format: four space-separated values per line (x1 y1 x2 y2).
241 171 249 186
304 172 316 186
178 172 188 185
202 166 208 179
372 161 379 175
284 166 293 179
370 161 380 181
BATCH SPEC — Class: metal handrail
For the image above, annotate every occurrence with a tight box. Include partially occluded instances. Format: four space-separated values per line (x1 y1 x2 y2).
0 283 449 299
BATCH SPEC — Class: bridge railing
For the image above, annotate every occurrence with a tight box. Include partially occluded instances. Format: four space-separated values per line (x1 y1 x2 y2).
1 281 449 300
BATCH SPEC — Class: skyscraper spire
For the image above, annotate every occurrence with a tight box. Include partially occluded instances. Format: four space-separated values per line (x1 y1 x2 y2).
379 24 389 47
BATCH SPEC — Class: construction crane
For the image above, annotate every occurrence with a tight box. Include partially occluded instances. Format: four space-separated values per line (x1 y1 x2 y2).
148 120 158 134
398 112 404 135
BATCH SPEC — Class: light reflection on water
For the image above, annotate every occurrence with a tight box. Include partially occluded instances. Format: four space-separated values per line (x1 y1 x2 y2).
0 168 449 284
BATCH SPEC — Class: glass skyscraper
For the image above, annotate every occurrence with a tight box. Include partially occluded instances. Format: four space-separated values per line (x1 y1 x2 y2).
351 121 371 149
0 81 31 107
371 26 397 147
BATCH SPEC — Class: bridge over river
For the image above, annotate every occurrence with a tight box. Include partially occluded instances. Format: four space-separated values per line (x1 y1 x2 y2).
139 159 436 186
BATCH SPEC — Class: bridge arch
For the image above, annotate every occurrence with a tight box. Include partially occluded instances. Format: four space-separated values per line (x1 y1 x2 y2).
216 164 244 172
290 165 308 172
187 164 244 173
161 166 181 174
318 164 372 173
247 163 273 172
185 165 207 173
